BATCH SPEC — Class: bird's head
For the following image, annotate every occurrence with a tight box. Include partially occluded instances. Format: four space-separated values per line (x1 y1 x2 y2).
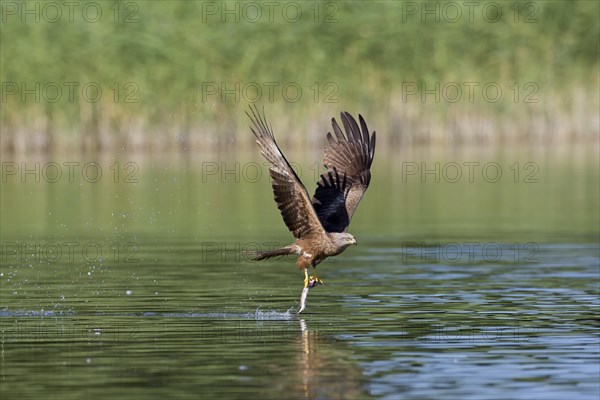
331 232 357 249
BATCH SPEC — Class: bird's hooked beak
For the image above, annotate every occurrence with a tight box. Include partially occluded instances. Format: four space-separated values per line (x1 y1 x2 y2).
352 238 357 245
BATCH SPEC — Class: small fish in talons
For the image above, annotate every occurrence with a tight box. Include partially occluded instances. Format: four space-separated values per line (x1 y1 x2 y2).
298 275 323 314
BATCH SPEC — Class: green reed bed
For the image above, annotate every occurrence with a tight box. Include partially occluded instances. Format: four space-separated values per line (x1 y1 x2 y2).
1 1 598 153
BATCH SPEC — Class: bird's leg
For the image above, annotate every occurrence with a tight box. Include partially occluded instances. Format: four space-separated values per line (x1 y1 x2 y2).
303 268 309 288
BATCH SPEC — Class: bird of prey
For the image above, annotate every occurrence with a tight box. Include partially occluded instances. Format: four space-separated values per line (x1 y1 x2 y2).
247 105 376 294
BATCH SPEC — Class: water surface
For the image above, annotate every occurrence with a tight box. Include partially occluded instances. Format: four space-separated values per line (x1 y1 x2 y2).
1 146 599 399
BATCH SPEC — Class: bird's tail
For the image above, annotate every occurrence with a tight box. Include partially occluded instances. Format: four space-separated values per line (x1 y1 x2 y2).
250 246 295 261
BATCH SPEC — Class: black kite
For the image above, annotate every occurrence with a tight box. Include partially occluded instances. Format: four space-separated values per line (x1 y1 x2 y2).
247 105 376 292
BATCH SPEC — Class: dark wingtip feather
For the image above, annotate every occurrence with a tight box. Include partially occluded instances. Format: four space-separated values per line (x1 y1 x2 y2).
358 114 370 146
342 112 361 142
369 132 376 166
247 104 278 144
331 117 345 141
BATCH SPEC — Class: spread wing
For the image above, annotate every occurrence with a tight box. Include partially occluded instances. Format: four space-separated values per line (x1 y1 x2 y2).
247 105 326 239
312 112 376 232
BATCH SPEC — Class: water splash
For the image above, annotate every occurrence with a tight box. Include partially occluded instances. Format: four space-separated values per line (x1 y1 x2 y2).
1 308 296 320
253 307 295 320
0 309 76 318
140 309 295 320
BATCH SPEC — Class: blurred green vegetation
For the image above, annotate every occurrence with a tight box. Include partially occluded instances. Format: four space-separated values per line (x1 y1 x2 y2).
1 0 598 152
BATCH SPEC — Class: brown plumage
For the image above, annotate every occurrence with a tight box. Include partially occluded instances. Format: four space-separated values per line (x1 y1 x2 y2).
247 105 376 291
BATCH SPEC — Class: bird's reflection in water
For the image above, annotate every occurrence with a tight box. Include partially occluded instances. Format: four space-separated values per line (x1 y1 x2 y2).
295 318 367 399
299 319 312 398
